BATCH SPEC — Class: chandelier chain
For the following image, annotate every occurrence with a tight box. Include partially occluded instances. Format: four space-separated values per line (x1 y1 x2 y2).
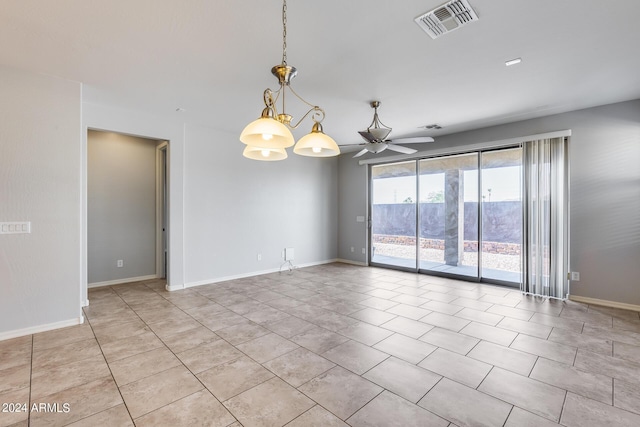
282 0 287 65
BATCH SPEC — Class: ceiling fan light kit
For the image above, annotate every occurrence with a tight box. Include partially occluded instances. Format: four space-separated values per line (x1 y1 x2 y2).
239 0 339 161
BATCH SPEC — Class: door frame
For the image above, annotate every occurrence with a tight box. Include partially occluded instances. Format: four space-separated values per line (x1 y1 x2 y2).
156 141 169 279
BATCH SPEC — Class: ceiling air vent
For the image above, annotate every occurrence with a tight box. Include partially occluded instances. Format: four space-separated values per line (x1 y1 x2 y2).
415 0 479 39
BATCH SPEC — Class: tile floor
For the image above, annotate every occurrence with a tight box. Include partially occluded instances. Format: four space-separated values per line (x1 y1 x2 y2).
1 263 640 426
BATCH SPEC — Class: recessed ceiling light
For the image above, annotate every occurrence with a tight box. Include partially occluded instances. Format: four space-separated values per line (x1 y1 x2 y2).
505 58 522 67
175 107 186 112
424 124 442 130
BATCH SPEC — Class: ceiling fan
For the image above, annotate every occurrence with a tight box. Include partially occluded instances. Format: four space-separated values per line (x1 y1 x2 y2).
342 101 435 158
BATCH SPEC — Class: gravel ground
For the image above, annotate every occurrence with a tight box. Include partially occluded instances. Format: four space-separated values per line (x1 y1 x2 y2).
373 243 521 272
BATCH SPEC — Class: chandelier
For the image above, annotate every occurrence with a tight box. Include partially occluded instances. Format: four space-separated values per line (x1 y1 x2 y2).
239 0 340 161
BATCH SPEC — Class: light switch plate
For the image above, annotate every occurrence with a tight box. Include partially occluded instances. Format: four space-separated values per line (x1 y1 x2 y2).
0 222 31 234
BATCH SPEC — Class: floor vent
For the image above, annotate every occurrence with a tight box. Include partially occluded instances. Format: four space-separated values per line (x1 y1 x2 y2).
415 0 479 39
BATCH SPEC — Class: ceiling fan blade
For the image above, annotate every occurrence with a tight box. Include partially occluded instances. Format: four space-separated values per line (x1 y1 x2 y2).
385 144 417 154
358 131 377 143
338 142 366 147
387 136 435 144
353 148 369 158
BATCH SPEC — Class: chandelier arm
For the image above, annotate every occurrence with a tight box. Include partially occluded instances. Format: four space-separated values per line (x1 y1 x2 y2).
287 84 320 109
287 106 324 129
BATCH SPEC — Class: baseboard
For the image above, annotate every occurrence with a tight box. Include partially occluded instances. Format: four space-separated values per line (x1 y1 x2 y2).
336 258 368 267
82 299 90 307
569 295 640 313
0 316 85 342
88 275 158 289
177 259 340 291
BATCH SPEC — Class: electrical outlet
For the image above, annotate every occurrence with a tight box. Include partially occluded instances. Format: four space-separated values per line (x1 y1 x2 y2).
350 247 355 253
571 272 580 281
117 260 124 268
257 253 262 261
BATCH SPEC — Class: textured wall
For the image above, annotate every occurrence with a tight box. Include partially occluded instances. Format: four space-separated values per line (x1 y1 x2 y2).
0 65 82 336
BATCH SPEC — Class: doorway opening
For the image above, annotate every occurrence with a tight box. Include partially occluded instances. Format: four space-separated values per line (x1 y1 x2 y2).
87 130 169 287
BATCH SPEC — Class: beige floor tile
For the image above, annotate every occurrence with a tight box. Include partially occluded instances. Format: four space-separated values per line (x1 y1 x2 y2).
183 302 228 319
454 308 504 326
224 377 314 427
504 407 562 427
147 317 203 339
215 322 270 345
263 347 335 387
264 316 316 338
66 404 133 426
298 366 382 420
363 357 441 403
290 327 349 354
583 324 640 347
31 354 110 400
529 312 584 333
421 291 458 303
313 312 359 332
100 331 165 363
119 365 203 419
418 348 491 388
380 316 434 339
561 392 640 427
197 356 274 401
92 319 149 345
109 347 181 386
530 357 612 404
467 340 537 376
419 327 479 355
337 322 394 346
0 364 30 395
547 327 612 355
285 405 348 427
478 367 565 422
29 376 122 426
574 348 640 382
614 341 640 364
0 336 31 372
391 294 430 307
613 317 640 334
373 333 436 364
199 310 251 331
348 390 448 427
135 389 235 427
160 325 220 353
135 307 190 324
358 297 399 311
236 333 299 364
244 307 291 325
418 378 512 427
32 324 94 352
386 303 432 320
486 304 535 321
350 308 398 326
459 322 517 347
0 386 29 427
421 300 464 316
322 340 388 375
497 317 553 339
32 338 102 370
450 297 493 311
177 340 243 373
614 378 640 415
510 334 576 364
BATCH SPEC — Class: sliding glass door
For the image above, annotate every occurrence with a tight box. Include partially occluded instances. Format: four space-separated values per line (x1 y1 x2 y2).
370 147 523 286
418 153 479 278
370 161 417 269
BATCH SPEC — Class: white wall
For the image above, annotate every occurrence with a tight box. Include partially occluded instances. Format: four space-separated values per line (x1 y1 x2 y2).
0 65 82 338
183 123 339 286
338 99 640 306
87 130 159 284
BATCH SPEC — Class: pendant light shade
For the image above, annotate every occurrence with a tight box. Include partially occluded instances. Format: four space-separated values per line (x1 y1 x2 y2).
242 145 288 161
240 116 295 149
239 0 339 161
293 123 340 157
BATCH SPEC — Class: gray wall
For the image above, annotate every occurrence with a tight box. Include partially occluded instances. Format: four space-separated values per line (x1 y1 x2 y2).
0 64 82 336
88 130 159 284
338 99 640 305
338 151 368 263
183 123 339 285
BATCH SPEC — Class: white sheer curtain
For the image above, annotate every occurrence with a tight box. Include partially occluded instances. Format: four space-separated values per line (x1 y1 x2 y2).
522 137 568 298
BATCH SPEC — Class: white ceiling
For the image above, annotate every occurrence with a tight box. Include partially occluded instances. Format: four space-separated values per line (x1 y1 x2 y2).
2 0 639 150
